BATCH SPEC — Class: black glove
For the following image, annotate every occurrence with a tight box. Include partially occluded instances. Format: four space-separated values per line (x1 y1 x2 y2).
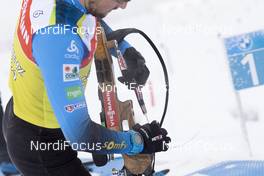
105 28 150 86
118 47 150 86
133 121 171 154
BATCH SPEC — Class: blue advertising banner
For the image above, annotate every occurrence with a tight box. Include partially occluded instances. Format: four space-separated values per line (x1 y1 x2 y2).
224 31 264 90
187 160 264 176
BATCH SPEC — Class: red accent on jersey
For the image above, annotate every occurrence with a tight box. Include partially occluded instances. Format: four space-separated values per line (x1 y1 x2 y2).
17 0 33 60
81 23 98 68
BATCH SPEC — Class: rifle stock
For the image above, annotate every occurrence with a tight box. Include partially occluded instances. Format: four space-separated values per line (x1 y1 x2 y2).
93 22 154 175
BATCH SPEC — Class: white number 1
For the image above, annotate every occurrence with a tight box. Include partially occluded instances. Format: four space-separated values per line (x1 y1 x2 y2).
241 53 259 86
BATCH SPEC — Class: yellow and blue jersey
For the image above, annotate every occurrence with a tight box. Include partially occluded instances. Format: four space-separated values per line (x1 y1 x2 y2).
9 0 143 155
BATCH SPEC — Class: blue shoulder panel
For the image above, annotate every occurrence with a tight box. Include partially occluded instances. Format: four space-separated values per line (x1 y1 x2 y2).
100 20 132 55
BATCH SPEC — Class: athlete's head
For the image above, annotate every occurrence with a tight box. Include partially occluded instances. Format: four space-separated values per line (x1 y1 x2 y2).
80 0 129 18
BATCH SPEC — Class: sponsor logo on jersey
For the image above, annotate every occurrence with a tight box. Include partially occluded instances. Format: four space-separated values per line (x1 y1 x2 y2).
67 40 79 54
65 86 83 100
65 102 86 113
65 40 80 60
33 10 43 18
102 141 127 150
63 64 80 82
10 50 26 80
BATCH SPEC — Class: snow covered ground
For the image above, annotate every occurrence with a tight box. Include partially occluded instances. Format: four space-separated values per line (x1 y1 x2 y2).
1 0 264 175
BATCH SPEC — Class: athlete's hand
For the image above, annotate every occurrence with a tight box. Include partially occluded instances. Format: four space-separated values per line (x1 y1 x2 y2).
106 29 150 86
118 47 150 86
132 121 171 154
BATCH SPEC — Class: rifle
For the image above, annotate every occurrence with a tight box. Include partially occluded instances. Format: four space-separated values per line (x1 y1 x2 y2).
92 21 155 175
